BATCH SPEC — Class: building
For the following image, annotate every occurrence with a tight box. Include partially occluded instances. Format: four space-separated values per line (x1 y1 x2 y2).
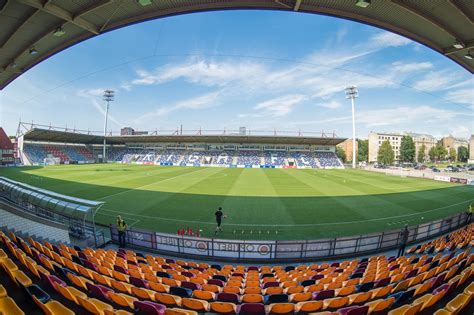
369 131 440 163
406 133 437 163
441 135 469 156
120 127 148 136
337 138 358 162
120 127 134 135
470 135 474 163
368 132 402 163
0 127 14 165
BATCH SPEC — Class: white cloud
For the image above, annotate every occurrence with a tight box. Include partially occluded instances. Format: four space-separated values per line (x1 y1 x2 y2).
444 88 474 107
391 61 433 73
133 91 222 122
413 71 458 91
132 60 265 87
291 105 467 129
450 126 472 139
370 32 412 48
318 100 342 109
357 105 461 127
253 94 307 117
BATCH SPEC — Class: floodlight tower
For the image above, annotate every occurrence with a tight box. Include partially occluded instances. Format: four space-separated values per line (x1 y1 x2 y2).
345 86 358 169
103 90 114 163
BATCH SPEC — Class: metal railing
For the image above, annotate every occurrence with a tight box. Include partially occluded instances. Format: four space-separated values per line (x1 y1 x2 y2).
110 212 468 262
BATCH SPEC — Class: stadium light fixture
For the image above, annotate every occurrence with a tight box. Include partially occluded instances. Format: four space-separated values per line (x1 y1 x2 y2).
452 40 464 49
355 0 371 8
465 51 473 60
345 86 358 169
137 0 153 6
29 47 38 55
103 90 115 163
53 26 66 37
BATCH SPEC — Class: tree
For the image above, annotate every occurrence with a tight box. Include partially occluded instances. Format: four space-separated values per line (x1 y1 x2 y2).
449 147 457 162
378 140 395 165
457 146 468 162
417 144 426 163
400 135 416 163
429 146 437 162
336 146 346 163
436 145 448 161
357 139 368 162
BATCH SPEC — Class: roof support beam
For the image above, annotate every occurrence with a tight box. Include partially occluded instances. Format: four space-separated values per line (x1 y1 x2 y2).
18 0 99 34
294 0 302 11
447 0 474 25
74 0 114 19
391 0 463 43
444 40 474 56
0 9 39 48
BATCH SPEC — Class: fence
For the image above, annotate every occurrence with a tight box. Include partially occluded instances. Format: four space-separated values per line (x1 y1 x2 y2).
111 211 468 262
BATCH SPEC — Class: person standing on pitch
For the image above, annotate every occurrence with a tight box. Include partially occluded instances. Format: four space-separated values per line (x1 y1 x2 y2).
466 203 473 225
397 225 409 258
215 207 224 235
117 215 127 248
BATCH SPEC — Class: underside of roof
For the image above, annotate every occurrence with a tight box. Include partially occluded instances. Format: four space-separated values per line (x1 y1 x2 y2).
0 0 473 90
22 128 347 146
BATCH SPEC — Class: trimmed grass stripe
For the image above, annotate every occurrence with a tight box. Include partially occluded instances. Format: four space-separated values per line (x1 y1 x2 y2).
2 164 473 240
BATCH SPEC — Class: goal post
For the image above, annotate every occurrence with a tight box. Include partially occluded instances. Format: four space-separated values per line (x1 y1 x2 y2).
43 157 61 166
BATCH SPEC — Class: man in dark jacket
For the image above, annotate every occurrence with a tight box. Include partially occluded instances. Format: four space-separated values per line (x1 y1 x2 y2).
397 224 409 258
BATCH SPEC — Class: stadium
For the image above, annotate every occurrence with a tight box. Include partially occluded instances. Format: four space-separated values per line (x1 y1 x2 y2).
0 1 474 315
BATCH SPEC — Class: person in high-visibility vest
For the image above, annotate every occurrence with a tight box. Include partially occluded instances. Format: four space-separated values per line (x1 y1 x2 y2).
117 215 127 248
467 203 473 225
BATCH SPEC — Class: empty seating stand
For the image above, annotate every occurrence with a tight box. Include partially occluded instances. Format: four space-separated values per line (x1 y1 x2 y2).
0 224 472 314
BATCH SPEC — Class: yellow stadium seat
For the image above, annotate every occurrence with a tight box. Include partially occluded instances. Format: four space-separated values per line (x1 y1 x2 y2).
149 281 169 293
77 296 114 315
210 302 237 314
388 302 423 315
155 293 182 307
181 298 209 312
131 286 156 301
365 297 395 314
268 302 294 314
222 286 241 294
348 291 372 304
295 300 323 313
290 292 312 302
0 296 25 315
33 295 75 315
55 285 87 305
104 310 133 315
110 279 133 294
108 292 138 309
445 293 470 315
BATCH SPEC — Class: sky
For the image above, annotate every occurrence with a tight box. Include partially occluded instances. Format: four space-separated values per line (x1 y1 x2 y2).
0 10 473 139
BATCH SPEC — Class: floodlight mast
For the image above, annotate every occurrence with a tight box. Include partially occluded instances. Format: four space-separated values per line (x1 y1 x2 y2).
345 86 358 169
103 90 114 163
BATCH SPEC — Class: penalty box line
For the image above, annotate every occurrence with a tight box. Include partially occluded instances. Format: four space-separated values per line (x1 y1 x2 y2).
96 198 473 228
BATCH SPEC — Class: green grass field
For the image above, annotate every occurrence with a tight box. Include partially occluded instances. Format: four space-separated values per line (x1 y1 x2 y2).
2 164 473 240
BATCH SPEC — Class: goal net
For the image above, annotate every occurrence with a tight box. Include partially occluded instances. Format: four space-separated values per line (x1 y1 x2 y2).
43 157 61 166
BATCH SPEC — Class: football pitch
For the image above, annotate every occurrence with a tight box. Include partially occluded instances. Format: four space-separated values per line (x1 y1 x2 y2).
2 164 473 240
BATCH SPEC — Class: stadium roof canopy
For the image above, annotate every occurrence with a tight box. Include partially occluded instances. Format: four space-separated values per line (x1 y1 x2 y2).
0 0 473 90
0 176 103 219
22 128 346 146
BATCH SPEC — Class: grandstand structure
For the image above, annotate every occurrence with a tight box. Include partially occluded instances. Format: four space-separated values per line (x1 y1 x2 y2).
17 123 345 169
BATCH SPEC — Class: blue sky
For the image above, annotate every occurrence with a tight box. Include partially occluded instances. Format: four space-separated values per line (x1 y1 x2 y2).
1 10 473 139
